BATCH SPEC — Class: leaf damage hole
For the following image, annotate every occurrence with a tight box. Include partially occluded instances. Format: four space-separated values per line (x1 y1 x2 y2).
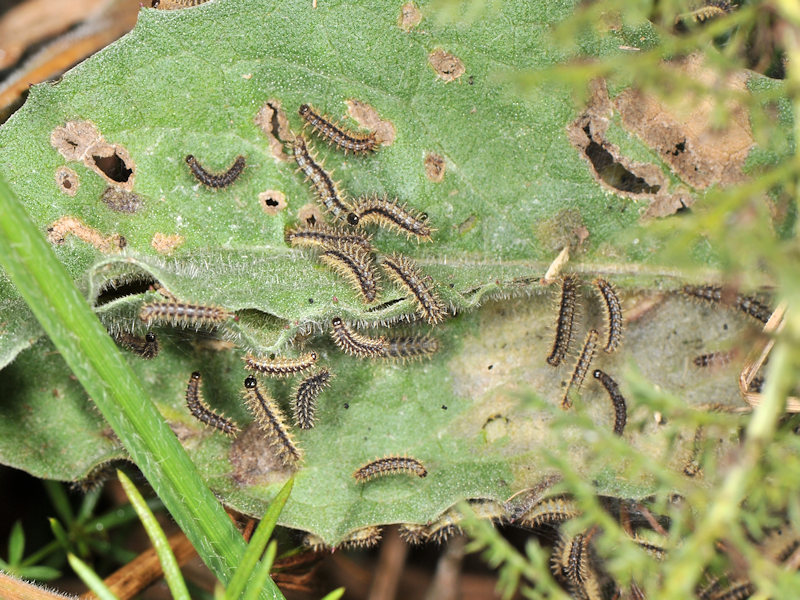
296 203 324 228
92 153 132 184
425 152 446 182
50 121 136 190
55 166 79 196
613 55 754 190
259 190 287 215
428 48 465 82
398 2 421 31
151 232 185 255
581 124 660 194
568 80 695 218
346 99 396 147
46 216 126 253
102 186 143 213
255 100 292 161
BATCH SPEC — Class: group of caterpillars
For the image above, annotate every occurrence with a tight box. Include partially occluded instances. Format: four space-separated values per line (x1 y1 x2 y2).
517 491 788 600
181 101 447 326
546 277 774 440
301 487 785 599
108 101 445 485
547 275 627 436
682 284 773 377
130 294 432 480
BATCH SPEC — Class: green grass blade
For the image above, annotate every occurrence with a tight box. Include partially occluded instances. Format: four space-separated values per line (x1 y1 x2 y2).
318 587 346 600
7 521 24 565
77 487 103 523
0 172 283 600
118 470 190 600
67 554 118 600
241 541 278 600
42 481 74 525
225 477 294 600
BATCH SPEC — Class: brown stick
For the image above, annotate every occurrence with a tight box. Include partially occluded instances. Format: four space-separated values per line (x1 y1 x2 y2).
79 531 196 600
0 573 76 600
367 526 408 600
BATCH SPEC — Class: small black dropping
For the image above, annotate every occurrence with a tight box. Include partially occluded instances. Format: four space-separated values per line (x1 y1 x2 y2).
441 405 447 410
308 298 314 304
488 364 493 370
449 283 455 288
344 403 349 409
467 75 474 85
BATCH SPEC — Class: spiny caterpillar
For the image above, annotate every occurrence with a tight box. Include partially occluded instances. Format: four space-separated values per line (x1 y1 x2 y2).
631 533 667 561
551 532 604 600
353 455 427 482
285 223 372 252
293 369 332 430
693 351 735 368
682 284 723 304
329 317 439 360
702 580 755 600
185 372 239 435
113 331 159 359
242 375 301 466
185 155 245 189
380 254 448 325
682 284 773 324
592 369 627 436
398 524 428 545
298 103 379 155
561 329 599 409
304 526 383 552
762 526 800 563
319 242 379 303
243 351 318 378
330 317 388 358
385 335 440 361
152 0 212 7
565 533 590 585
593 278 622 353
138 301 235 329
518 496 580 529
675 0 732 27
547 274 578 367
291 134 359 225
352 195 433 241
735 294 773 324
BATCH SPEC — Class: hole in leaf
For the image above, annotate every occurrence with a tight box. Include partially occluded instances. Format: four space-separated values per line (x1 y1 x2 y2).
92 153 132 184
581 125 660 194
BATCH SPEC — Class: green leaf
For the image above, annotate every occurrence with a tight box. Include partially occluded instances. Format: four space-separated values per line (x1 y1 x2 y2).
68 554 118 600
227 478 293 600
48 519 70 551
15 565 62 582
0 0 768 547
118 470 191 600
7 521 24 566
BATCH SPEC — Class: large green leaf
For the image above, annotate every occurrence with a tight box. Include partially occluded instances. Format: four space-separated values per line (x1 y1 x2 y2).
0 0 767 544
